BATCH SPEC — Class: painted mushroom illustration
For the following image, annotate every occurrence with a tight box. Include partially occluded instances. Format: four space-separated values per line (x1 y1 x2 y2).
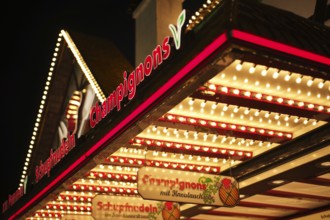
218 178 239 206
161 202 180 220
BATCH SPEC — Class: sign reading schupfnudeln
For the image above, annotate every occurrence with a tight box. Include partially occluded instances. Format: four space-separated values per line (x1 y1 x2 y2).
138 167 239 206
92 195 180 220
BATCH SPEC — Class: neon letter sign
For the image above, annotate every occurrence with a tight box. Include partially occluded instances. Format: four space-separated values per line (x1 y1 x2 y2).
89 10 186 128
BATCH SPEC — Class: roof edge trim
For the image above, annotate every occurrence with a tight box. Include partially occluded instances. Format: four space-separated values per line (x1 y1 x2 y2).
231 29 330 66
61 30 106 102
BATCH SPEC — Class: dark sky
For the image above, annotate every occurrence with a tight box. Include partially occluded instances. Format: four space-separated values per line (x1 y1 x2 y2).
1 1 138 207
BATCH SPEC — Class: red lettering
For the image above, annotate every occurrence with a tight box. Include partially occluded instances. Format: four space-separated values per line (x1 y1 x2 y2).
139 204 144 212
144 55 153 76
162 36 171 60
128 71 136 100
108 91 116 111
123 71 128 97
35 165 40 183
102 99 107 118
97 201 103 210
152 45 162 69
89 106 96 128
142 175 150 184
2 200 8 213
35 134 76 183
95 102 101 122
135 63 144 85
116 83 124 111
89 35 174 126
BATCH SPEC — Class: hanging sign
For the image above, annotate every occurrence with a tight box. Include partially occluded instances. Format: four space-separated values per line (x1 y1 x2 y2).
92 195 180 220
138 167 239 206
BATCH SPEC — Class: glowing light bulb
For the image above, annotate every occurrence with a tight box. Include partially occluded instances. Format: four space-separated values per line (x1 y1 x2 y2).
236 63 242 71
249 66 255 73
307 79 313 87
208 84 216 90
295 77 302 84
318 81 324 89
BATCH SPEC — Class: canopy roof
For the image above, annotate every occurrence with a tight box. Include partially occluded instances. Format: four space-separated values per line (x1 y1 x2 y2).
3 1 329 219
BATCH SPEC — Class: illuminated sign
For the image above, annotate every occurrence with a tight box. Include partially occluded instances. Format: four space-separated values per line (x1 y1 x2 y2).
92 195 180 220
138 167 239 206
35 133 76 183
89 10 186 128
1 186 24 213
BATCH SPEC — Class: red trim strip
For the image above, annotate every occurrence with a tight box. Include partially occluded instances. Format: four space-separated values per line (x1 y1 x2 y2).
9 33 228 220
231 30 330 66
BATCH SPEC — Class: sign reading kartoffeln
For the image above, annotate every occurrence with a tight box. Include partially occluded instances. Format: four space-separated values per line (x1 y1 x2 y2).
138 167 239 206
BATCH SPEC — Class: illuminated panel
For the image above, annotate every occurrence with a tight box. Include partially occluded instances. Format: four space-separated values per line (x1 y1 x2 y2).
131 137 253 159
160 113 292 142
198 83 330 115
105 156 220 173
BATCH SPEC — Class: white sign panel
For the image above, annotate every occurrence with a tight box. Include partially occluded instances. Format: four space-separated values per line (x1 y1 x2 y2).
138 167 239 206
92 195 180 220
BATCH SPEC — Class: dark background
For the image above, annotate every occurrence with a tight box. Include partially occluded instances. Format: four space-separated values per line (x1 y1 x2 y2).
1 1 139 208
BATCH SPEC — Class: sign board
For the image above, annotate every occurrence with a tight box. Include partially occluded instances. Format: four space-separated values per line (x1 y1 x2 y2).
89 10 186 129
138 167 239 206
92 195 180 220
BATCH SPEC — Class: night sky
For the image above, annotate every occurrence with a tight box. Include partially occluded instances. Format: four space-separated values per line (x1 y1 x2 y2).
1 1 138 208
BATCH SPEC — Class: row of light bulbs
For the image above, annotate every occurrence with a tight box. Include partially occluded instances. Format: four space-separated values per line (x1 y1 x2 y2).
160 113 292 140
58 194 93 203
116 145 245 164
186 0 220 31
203 83 329 113
106 155 228 173
61 30 105 102
131 137 253 158
46 202 91 210
88 171 137 181
71 183 138 194
19 32 64 187
20 30 109 187
34 210 91 218
143 125 275 148
174 98 319 130
236 62 328 90
77 178 137 186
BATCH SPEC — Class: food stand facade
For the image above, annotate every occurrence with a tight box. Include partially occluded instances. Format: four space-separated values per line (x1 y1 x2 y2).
2 0 330 219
